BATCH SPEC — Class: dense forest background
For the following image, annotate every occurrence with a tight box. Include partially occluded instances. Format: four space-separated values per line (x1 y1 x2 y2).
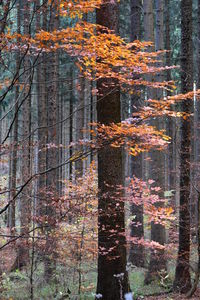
0 0 200 299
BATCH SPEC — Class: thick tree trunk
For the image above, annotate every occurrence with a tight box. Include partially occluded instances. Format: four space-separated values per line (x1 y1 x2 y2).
173 0 193 293
128 0 145 268
96 1 130 299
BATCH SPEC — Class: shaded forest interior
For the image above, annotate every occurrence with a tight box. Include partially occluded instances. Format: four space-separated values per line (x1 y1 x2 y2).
1 0 200 299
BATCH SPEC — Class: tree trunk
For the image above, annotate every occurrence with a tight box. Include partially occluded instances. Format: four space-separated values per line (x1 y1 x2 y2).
75 76 85 176
8 68 19 231
37 0 47 219
142 0 155 187
145 0 167 285
69 67 73 179
173 0 193 293
143 0 155 99
128 0 145 268
165 0 174 195
44 5 59 281
8 1 21 230
17 0 32 269
96 1 130 299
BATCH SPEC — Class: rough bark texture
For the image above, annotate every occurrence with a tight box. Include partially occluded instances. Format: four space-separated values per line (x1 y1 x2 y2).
17 0 32 269
37 0 47 219
96 1 130 299
142 0 155 186
165 0 171 91
143 0 155 100
8 70 19 231
191 0 200 241
128 0 145 268
8 2 21 231
165 0 174 194
42 3 59 282
145 0 167 285
75 76 85 176
173 0 193 293
69 67 73 179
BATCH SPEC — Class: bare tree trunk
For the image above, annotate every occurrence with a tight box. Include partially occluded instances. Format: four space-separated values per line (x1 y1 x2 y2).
96 2 130 299
128 0 145 268
44 4 59 282
17 0 32 269
190 0 200 244
75 76 85 176
36 0 47 218
143 0 155 99
142 0 155 187
173 0 193 293
145 0 167 285
8 2 21 229
165 0 175 195
8 67 19 231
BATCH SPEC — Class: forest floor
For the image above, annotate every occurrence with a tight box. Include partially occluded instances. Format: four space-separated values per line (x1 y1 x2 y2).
143 289 200 299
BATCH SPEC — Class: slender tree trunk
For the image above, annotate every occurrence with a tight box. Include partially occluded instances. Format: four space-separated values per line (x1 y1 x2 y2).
143 0 155 99
8 71 19 231
190 0 200 243
173 0 193 293
75 76 85 176
36 0 47 212
145 0 167 284
44 4 59 282
195 0 200 241
142 0 155 187
128 0 145 268
90 80 95 163
69 67 73 179
165 0 174 194
8 2 21 229
96 2 130 299
17 0 32 269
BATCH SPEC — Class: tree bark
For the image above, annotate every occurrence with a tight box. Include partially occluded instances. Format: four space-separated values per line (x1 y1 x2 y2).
17 0 32 269
37 0 47 220
69 67 74 179
145 0 167 285
128 0 145 268
173 0 193 293
7 1 21 231
44 4 59 281
96 1 130 299
75 76 85 176
143 0 155 100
